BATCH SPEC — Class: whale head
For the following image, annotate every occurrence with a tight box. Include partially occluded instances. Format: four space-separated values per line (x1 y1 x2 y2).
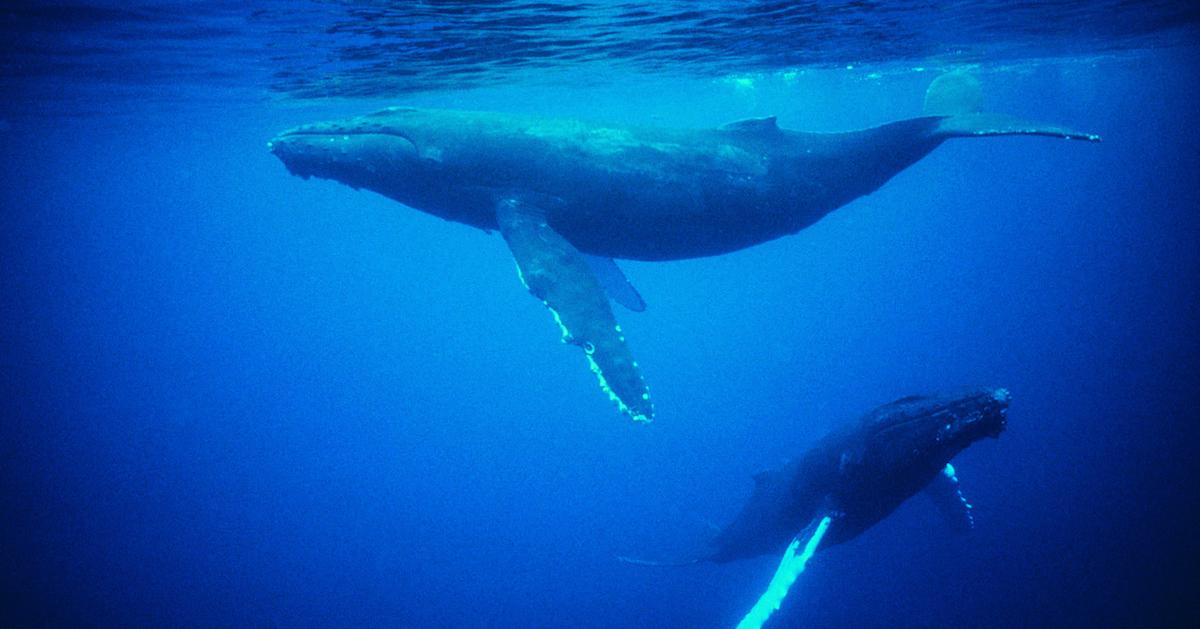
268 107 438 185
270 107 514 227
851 387 1010 480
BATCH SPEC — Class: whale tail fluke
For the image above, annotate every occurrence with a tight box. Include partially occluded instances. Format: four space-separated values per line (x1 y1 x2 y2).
935 112 1101 142
617 554 703 568
924 70 1101 142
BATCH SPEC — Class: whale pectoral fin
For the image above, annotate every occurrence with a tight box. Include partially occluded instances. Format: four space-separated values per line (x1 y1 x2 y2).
736 514 835 629
924 463 975 533
496 197 653 422
582 254 646 312
935 112 1101 142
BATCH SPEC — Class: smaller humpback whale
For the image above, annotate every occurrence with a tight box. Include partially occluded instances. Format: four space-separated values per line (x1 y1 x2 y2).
270 72 1096 422
621 387 1010 628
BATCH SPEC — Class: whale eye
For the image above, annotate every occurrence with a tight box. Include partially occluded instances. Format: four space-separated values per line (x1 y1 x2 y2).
583 342 596 354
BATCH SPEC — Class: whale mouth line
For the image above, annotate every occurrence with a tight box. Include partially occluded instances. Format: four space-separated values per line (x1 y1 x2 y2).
268 130 420 159
276 129 411 140
270 129 416 146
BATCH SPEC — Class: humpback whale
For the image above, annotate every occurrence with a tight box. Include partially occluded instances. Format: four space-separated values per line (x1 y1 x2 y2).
269 74 1096 422
621 387 1010 628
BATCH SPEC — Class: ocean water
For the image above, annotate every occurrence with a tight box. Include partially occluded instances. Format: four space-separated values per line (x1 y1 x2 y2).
2 2 1198 627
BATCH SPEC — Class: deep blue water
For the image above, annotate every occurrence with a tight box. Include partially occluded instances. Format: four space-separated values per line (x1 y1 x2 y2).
2 2 1198 627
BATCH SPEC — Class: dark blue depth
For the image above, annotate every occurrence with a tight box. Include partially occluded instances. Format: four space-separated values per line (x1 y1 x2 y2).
1 4 1197 628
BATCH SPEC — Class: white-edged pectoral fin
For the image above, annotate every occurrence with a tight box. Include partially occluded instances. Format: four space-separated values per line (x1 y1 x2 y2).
736 514 834 629
495 197 653 422
925 463 975 533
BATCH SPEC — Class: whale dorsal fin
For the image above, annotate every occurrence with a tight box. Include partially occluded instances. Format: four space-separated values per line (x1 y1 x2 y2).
720 116 779 134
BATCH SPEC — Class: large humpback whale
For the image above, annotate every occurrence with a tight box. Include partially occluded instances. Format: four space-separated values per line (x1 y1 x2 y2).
269 75 1096 422
622 387 1010 628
